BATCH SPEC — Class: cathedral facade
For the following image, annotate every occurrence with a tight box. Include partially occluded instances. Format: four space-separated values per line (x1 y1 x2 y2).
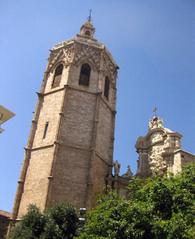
136 115 195 178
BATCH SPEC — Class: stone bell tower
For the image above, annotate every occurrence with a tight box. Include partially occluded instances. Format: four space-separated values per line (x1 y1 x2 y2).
12 19 118 220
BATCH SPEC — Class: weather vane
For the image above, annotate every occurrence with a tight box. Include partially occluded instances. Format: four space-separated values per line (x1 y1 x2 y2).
87 9 92 22
153 106 158 117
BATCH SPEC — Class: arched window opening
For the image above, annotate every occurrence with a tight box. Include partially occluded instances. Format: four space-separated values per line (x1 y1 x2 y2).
104 77 110 99
79 64 91 86
52 64 63 88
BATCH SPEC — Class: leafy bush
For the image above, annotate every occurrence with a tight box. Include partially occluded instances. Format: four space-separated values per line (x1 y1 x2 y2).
9 203 78 239
77 164 195 239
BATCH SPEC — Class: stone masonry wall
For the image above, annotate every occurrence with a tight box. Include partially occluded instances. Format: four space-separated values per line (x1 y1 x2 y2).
33 91 63 148
47 88 97 208
96 100 113 164
89 154 111 207
60 89 96 147
18 147 54 217
48 146 90 208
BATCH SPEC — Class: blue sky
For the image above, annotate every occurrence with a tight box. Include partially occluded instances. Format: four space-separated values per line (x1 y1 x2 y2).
0 0 195 212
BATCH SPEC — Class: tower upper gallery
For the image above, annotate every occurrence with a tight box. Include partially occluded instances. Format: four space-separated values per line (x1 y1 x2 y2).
43 19 118 100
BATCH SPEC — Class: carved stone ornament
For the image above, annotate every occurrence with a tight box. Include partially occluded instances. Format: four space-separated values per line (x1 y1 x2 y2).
74 43 101 70
101 52 116 77
125 165 133 177
148 116 164 130
149 145 167 175
48 44 75 72
113 160 121 176
150 132 163 144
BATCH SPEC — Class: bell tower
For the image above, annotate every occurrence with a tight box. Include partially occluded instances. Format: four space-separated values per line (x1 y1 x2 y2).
12 19 118 220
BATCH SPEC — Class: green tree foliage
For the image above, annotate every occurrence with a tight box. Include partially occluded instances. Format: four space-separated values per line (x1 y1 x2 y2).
77 164 195 239
9 203 79 239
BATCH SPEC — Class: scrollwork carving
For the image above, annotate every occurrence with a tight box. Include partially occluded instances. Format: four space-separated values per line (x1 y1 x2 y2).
48 44 74 72
101 52 116 78
74 43 101 70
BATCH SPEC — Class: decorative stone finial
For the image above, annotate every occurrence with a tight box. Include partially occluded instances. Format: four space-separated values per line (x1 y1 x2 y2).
148 108 164 130
148 116 164 130
79 12 95 38
125 165 133 177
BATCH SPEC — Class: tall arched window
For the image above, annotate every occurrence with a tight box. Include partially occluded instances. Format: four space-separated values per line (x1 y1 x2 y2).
79 64 91 86
52 64 63 88
104 77 110 99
